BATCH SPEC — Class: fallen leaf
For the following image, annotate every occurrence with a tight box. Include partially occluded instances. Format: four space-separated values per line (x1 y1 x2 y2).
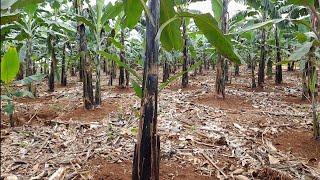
48 167 65 180
266 141 277 152
233 168 245 175
32 163 40 172
268 154 280 165
233 123 245 131
4 175 18 180
185 135 194 140
235 175 249 180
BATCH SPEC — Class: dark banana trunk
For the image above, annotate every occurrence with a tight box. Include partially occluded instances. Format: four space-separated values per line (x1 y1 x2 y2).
258 11 267 87
163 59 170 83
79 24 94 110
235 64 240 76
275 25 282 84
132 0 160 179
182 19 188 88
215 0 228 98
61 44 67 86
250 54 256 88
119 29 126 88
109 61 115 86
17 63 24 80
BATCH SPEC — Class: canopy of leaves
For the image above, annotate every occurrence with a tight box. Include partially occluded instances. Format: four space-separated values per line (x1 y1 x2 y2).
1 0 44 10
289 41 313 60
160 0 183 51
124 0 146 28
211 0 223 23
0 13 21 25
178 12 241 64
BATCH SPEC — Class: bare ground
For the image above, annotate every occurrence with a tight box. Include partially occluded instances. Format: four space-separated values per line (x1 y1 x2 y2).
1 68 320 179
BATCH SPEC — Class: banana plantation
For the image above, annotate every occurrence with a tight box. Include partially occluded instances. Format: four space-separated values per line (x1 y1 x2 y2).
1 0 320 179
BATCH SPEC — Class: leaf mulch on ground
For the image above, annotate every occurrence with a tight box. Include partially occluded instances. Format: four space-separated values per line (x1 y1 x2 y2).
1 69 319 179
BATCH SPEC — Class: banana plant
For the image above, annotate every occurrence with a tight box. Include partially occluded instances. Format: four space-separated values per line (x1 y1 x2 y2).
160 50 172 82
57 1 79 85
286 0 320 139
242 0 275 87
1 46 21 127
121 0 242 179
112 0 242 96
74 0 123 105
6 2 44 96
234 0 319 138
1 46 45 127
32 0 76 92
0 0 45 26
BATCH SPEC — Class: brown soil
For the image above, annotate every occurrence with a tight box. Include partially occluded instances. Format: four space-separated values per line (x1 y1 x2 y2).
272 82 295 88
101 85 134 93
36 108 58 120
226 82 275 93
60 102 117 122
273 129 320 166
253 167 293 180
168 83 201 91
194 93 252 110
282 95 311 105
55 83 77 89
227 73 295 93
15 96 52 104
2 69 318 179
1 112 29 127
88 158 213 180
226 83 250 90
1 108 58 127
226 112 268 128
111 86 134 94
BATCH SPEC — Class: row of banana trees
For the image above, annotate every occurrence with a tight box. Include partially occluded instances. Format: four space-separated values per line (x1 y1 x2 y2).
1 0 319 179
230 0 320 140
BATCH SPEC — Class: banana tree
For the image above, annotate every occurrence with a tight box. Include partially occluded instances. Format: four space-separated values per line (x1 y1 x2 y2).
59 1 79 86
1 46 22 127
109 15 129 88
38 0 77 92
1 46 45 127
6 2 45 96
161 50 172 82
286 0 320 139
233 27 258 88
0 0 45 34
107 29 117 86
188 31 206 76
230 0 319 139
1 1 57 101
229 9 259 75
71 0 94 109
74 0 123 106
119 27 126 88
211 0 230 97
98 0 241 178
73 0 84 81
122 0 241 179
236 0 276 87
269 0 295 84
230 1 296 85
174 1 190 88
